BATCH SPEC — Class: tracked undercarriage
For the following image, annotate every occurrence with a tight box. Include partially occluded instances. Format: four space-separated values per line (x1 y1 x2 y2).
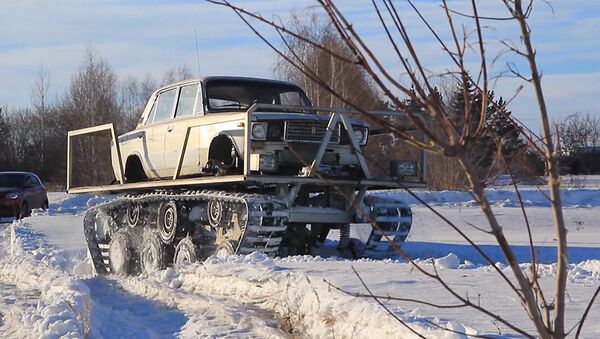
84 190 287 274
83 189 412 274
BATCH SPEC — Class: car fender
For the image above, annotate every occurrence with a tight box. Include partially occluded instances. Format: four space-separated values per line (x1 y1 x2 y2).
208 130 244 157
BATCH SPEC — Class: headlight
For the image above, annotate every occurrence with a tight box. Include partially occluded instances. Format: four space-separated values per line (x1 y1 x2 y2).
352 127 369 146
251 122 268 140
6 192 20 200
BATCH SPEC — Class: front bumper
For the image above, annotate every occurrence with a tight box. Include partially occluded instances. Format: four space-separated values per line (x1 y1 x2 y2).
0 199 20 217
250 142 361 175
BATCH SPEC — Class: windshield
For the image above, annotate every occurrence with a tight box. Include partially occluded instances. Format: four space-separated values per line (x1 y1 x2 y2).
205 79 311 111
0 173 24 188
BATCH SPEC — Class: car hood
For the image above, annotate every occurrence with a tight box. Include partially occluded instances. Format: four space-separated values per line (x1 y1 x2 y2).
0 187 21 198
252 112 368 126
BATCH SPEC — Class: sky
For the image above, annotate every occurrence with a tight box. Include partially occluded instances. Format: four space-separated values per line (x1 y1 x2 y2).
0 0 599 132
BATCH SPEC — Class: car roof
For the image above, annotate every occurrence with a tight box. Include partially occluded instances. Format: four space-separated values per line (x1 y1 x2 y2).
158 76 302 92
0 171 37 176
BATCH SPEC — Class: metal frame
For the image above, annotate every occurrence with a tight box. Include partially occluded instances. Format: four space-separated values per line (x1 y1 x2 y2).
66 123 124 191
67 104 427 194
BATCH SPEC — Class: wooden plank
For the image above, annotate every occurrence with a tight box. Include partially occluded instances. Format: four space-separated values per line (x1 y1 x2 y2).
67 123 115 137
66 134 72 191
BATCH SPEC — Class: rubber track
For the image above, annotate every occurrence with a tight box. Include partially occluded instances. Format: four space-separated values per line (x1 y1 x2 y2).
363 198 412 255
83 190 288 274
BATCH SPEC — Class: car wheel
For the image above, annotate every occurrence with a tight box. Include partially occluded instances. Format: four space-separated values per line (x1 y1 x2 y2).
42 199 49 210
19 202 31 219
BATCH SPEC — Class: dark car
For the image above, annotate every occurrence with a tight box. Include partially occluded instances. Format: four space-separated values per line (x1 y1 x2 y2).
0 172 48 219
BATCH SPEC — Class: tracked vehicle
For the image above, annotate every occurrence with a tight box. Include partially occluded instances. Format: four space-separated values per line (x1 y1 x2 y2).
67 76 425 275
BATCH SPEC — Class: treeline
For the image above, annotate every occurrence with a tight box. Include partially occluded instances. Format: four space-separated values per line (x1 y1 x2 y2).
558 114 600 154
0 49 194 188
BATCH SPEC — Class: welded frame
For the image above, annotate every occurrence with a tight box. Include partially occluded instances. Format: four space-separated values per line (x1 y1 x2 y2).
66 123 124 191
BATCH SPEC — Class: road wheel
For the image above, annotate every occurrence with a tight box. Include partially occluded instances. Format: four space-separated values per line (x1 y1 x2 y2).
157 201 178 244
216 240 238 258
126 203 141 228
174 237 200 270
140 230 166 274
41 199 49 210
207 200 223 228
108 230 136 275
18 202 31 219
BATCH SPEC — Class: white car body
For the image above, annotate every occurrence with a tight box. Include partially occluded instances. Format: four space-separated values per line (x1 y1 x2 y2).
111 76 369 182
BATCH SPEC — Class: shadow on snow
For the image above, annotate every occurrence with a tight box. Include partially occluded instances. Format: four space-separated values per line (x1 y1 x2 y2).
403 241 600 265
83 277 187 338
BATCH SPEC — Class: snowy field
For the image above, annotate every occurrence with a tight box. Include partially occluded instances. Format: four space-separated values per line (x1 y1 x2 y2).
1 177 599 338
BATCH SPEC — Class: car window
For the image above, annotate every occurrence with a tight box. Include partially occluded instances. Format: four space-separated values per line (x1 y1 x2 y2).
205 80 311 111
25 176 38 187
153 89 177 123
279 91 304 106
0 173 24 187
146 100 158 125
175 84 198 118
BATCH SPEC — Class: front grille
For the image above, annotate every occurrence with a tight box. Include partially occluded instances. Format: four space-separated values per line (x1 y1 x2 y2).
284 121 340 143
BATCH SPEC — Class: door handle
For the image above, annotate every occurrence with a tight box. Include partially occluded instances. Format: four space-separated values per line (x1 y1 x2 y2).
166 125 174 132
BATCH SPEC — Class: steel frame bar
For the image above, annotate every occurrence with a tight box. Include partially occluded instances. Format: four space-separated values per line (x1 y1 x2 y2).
66 123 124 191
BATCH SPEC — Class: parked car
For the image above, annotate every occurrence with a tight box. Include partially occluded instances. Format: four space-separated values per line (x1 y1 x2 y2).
0 172 48 219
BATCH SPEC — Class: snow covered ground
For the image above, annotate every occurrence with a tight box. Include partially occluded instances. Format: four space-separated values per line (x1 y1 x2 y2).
0 181 599 338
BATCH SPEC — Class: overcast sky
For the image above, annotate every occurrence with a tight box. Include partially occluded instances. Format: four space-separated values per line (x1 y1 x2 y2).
1 0 598 131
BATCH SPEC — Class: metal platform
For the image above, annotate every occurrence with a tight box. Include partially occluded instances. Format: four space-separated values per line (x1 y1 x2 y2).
67 174 423 194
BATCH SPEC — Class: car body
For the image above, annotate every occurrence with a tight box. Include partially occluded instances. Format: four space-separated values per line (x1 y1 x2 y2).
112 76 369 182
0 172 48 219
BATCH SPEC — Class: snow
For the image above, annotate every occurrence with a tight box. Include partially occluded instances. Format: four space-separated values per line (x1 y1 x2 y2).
434 253 460 269
0 182 599 338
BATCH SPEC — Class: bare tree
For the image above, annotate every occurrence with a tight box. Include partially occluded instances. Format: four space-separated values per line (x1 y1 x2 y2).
209 0 597 337
31 65 50 177
0 107 11 171
140 73 158 101
60 48 122 186
120 76 147 131
161 64 195 86
559 113 600 154
273 10 382 110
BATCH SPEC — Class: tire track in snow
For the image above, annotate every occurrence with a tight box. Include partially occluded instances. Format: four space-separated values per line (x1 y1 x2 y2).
0 282 41 338
83 277 187 338
111 272 288 338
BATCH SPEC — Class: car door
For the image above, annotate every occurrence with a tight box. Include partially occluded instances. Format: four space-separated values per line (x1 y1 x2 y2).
145 88 178 176
164 82 202 176
23 175 44 208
